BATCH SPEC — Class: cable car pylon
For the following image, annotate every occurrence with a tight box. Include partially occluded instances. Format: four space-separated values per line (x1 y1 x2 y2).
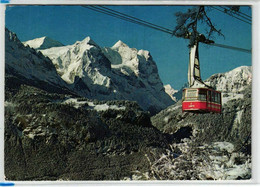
182 37 222 113
181 7 222 114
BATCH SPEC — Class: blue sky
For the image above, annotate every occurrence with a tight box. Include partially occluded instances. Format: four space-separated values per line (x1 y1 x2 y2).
5 5 251 89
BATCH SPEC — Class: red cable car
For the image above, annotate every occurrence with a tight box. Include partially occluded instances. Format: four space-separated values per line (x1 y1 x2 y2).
182 88 221 113
181 33 222 114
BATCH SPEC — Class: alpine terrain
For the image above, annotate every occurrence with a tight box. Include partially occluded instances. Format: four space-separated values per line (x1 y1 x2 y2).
37 37 174 114
4 28 251 180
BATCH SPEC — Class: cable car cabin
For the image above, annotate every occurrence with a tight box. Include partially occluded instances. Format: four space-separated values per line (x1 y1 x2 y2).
182 88 222 113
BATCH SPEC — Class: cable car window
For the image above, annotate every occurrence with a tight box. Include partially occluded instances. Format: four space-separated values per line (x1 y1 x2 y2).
185 90 197 101
198 89 207 101
211 91 215 102
217 92 221 104
215 92 218 103
208 90 211 102
215 92 218 104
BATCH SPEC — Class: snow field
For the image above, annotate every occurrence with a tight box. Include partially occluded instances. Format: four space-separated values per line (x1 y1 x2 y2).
62 98 126 111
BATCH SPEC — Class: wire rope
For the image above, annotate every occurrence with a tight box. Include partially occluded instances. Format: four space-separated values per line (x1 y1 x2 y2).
83 5 173 34
83 5 251 53
211 6 251 25
218 6 251 22
223 6 252 19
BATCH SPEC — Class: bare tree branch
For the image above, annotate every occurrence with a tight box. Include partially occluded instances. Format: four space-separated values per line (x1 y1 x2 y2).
172 6 226 46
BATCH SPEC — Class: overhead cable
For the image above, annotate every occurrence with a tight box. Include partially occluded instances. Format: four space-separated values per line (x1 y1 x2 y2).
223 6 252 19
83 5 251 54
207 43 251 53
219 6 251 22
99 5 174 33
211 6 251 25
82 5 173 35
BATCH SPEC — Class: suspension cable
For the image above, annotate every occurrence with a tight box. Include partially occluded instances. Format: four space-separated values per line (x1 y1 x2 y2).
207 43 251 53
83 5 251 53
99 5 174 33
218 6 251 22
82 5 173 35
211 6 251 25
223 6 252 19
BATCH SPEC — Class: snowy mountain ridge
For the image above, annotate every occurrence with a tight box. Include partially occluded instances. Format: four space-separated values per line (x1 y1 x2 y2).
205 66 252 93
40 36 104 84
205 66 252 105
24 35 174 114
5 28 68 89
20 32 251 114
170 66 252 102
23 36 64 50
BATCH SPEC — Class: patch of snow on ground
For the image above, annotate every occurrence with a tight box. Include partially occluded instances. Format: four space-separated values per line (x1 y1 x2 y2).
62 98 88 109
224 160 251 180
212 142 235 153
234 110 243 124
94 104 126 111
62 98 126 111
87 101 95 107
164 116 170 123
131 140 251 180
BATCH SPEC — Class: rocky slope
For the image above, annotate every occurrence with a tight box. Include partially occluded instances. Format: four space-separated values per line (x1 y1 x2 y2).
5 83 173 180
5 28 74 96
31 37 174 114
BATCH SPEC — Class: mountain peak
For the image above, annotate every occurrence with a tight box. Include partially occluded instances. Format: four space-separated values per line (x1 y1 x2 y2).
205 65 252 93
23 36 64 50
112 40 129 50
81 36 98 47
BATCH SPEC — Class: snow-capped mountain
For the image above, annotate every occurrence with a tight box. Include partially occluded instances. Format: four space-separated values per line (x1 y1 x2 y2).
5 28 68 90
205 66 252 93
164 84 178 102
23 36 64 50
23 36 174 114
205 66 252 105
